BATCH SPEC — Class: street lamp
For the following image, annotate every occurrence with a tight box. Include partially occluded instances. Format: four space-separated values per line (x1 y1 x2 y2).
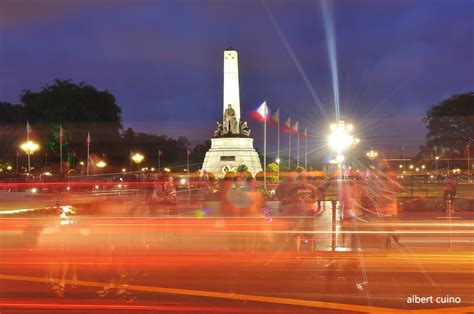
366 150 378 160
96 160 107 168
275 158 281 182
409 165 414 170
20 140 39 175
328 121 358 152
131 152 144 171
328 121 359 165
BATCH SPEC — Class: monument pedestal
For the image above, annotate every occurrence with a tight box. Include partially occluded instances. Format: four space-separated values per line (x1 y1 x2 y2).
202 137 262 178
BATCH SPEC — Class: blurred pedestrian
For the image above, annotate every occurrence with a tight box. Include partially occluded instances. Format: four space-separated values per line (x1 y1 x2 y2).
283 172 318 253
339 178 363 250
443 173 457 212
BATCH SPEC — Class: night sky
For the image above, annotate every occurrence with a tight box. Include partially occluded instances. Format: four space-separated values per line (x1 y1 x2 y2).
1 0 473 158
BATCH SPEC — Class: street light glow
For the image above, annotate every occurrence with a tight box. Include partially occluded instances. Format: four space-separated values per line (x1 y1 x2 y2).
20 141 39 154
96 160 107 168
275 158 281 164
328 121 357 152
366 150 378 160
132 153 144 164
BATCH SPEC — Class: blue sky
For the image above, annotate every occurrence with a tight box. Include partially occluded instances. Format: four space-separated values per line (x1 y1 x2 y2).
0 0 473 157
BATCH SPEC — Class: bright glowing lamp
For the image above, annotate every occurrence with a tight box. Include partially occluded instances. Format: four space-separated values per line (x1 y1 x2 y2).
132 153 144 164
20 141 39 155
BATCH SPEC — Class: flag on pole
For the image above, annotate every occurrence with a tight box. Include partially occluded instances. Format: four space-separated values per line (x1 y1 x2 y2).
59 125 64 142
187 148 192 156
300 127 307 139
250 101 269 122
26 121 31 141
295 121 300 166
292 121 299 134
283 117 292 132
270 108 279 125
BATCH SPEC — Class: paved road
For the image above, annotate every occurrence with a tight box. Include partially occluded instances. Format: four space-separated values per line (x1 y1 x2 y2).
0 195 473 313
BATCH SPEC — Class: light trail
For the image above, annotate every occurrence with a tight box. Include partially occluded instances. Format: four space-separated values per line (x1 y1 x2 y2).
262 1 328 119
320 0 340 121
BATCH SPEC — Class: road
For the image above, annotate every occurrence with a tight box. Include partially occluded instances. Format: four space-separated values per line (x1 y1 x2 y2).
0 192 473 313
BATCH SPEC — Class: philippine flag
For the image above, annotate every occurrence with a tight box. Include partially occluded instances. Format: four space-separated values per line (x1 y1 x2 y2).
250 101 269 122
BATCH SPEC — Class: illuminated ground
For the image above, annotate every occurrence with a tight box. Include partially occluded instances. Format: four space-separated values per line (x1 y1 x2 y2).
0 192 473 313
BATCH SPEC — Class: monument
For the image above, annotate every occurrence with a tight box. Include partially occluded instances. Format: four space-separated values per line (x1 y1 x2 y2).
202 48 263 177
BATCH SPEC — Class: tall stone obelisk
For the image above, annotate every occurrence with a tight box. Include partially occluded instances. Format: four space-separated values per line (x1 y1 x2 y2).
223 49 240 122
202 48 263 177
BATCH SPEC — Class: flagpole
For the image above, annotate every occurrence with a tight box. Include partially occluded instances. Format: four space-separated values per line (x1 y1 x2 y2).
263 103 267 191
297 128 300 168
26 121 31 175
288 119 291 172
187 150 191 201
158 151 161 173
467 144 470 184
86 132 90 176
305 128 308 170
59 125 63 176
277 111 280 183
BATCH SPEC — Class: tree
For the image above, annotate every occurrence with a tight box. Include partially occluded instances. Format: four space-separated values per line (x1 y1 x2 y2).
122 128 192 170
20 79 123 165
267 162 279 182
0 102 26 164
190 140 211 170
424 92 474 153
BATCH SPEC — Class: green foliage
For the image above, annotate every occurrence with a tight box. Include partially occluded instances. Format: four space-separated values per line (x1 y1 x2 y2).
236 164 248 173
267 162 279 182
20 79 123 162
0 79 209 172
122 127 191 170
267 162 279 172
424 92 474 152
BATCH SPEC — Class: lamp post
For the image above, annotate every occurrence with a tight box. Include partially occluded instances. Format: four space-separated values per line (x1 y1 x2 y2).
328 121 359 175
327 120 359 251
20 140 39 175
131 153 144 171
276 158 281 183
366 150 378 160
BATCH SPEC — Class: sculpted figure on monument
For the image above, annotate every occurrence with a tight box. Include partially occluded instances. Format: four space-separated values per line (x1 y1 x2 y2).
240 121 251 137
224 104 238 134
214 121 223 137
